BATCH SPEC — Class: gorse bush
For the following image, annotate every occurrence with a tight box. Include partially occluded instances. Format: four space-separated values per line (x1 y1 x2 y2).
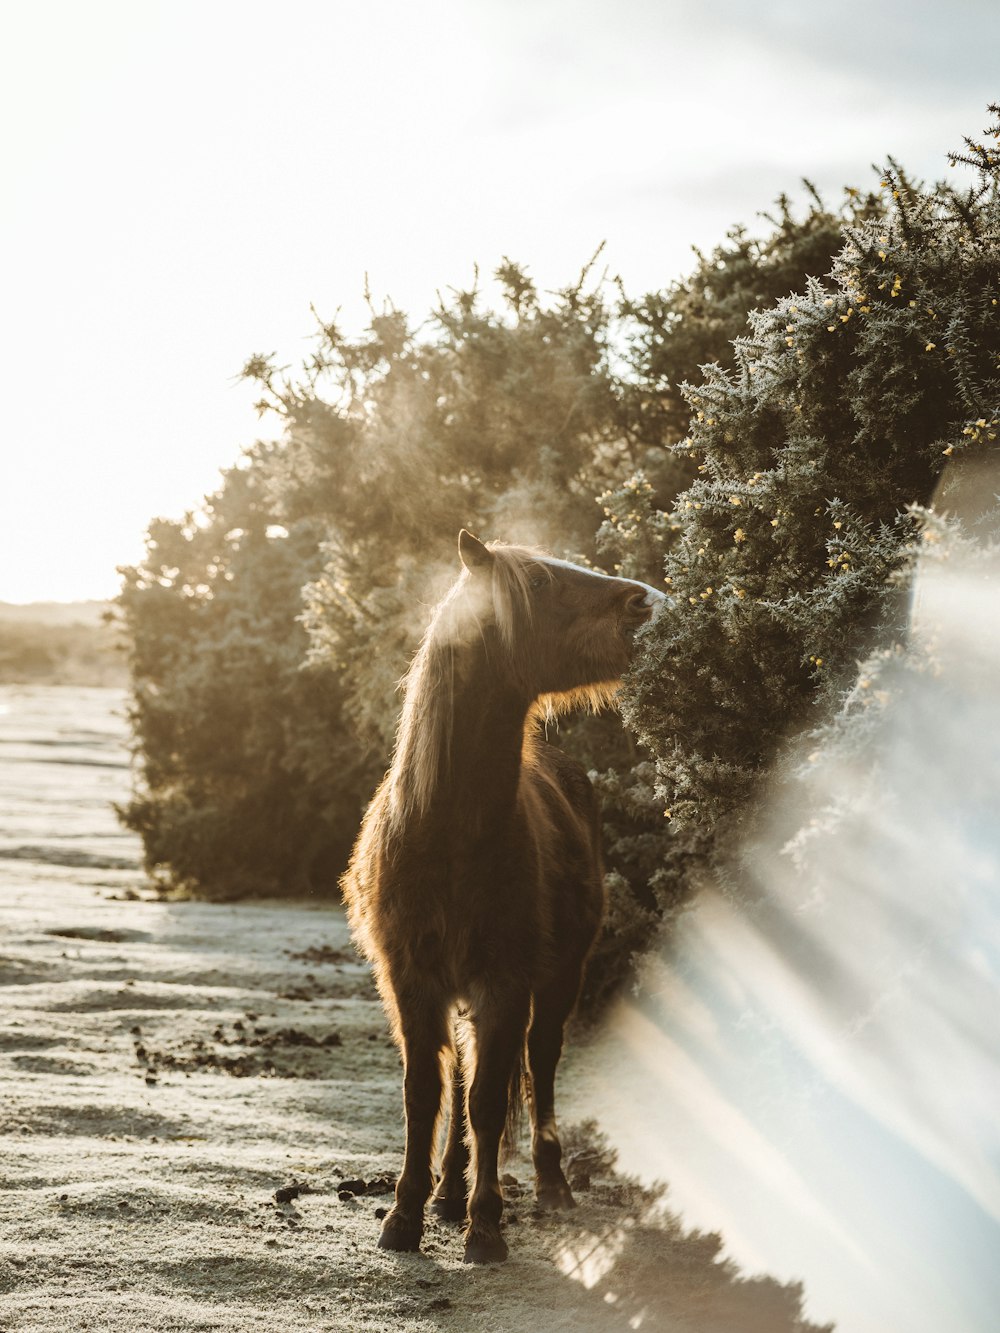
118 204 850 919
119 107 1000 1005
118 263 633 898
623 110 1000 863
618 184 882 453
118 460 358 896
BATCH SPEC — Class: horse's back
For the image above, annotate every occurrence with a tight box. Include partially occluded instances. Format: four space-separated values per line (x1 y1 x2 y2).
342 742 603 999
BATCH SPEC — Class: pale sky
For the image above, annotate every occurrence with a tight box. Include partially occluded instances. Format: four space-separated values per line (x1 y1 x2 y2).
2 0 997 602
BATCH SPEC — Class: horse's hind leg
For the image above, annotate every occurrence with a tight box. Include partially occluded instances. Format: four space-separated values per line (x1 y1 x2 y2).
431 1036 469 1222
379 994 448 1254
463 994 530 1264
527 972 580 1210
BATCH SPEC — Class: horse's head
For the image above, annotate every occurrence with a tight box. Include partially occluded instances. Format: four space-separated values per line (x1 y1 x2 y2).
457 529 667 702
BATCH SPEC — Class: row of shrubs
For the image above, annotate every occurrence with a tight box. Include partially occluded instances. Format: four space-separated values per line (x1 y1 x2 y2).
117 109 1000 1008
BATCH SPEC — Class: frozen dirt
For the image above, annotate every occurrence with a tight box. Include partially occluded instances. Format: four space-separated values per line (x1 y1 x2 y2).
0 686 827 1332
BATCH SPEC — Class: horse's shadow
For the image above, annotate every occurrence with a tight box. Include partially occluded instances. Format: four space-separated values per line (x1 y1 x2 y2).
374 1174 832 1333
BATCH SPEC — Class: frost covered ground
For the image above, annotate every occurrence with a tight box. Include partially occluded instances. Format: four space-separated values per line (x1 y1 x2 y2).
0 687 827 1332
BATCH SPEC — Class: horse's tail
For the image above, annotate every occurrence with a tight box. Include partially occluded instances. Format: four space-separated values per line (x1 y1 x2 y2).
502 1039 529 1159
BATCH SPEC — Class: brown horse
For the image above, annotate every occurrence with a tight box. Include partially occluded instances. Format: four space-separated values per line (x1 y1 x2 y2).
341 530 665 1263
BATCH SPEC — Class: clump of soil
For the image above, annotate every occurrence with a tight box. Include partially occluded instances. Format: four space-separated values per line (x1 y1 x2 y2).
130 1020 344 1080
285 943 352 965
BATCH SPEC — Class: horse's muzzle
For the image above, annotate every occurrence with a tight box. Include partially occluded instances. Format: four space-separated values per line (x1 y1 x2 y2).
624 584 669 628
642 586 669 619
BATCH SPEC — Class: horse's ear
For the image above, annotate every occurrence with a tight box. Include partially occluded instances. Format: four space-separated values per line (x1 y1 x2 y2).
459 529 493 573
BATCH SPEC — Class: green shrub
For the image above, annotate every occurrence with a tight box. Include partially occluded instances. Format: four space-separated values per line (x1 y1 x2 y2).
118 108 1000 1016
622 109 1000 883
119 265 629 897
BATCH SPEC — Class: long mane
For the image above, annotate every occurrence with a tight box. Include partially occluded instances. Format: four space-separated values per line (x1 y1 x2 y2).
386 543 617 826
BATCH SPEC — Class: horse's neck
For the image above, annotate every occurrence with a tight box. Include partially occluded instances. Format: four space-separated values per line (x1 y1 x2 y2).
449 667 527 808
392 641 529 824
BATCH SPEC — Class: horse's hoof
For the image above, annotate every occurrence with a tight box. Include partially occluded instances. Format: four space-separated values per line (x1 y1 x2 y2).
431 1193 468 1223
536 1179 576 1210
463 1227 508 1264
377 1208 422 1252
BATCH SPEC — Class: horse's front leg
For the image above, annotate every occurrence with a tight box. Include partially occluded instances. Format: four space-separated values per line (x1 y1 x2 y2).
527 971 580 1210
463 992 530 1264
379 996 447 1254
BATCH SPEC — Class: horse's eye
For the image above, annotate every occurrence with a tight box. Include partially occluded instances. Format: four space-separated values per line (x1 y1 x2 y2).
530 574 548 591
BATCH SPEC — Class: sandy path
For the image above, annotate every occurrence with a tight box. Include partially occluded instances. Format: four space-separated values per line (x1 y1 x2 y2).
0 878 681 1332
0 688 827 1332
